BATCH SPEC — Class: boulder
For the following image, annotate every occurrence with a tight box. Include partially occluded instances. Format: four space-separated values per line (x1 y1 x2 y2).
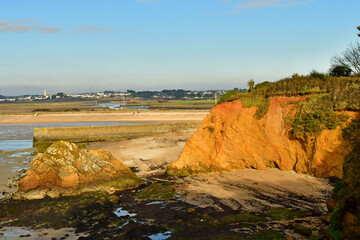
166 98 358 178
15 141 142 199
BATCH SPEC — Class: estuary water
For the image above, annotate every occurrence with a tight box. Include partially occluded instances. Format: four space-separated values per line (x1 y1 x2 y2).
0 122 143 151
0 122 146 190
94 103 150 110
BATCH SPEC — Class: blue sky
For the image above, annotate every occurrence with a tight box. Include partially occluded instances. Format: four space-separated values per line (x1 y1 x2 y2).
0 0 359 95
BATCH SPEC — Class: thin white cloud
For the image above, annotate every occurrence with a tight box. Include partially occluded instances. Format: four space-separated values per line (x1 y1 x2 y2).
234 0 312 9
74 25 113 33
0 19 61 34
16 19 40 24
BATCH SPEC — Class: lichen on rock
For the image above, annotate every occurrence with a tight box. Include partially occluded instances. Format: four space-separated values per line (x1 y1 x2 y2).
14 141 142 200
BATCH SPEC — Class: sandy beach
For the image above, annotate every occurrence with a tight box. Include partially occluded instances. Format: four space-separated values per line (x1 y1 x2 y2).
0 111 209 124
89 132 332 212
2 127 332 213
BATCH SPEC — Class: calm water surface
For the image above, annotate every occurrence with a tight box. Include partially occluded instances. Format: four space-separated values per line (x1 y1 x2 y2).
0 122 145 151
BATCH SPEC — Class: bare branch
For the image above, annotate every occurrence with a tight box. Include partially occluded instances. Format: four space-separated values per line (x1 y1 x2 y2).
331 41 360 74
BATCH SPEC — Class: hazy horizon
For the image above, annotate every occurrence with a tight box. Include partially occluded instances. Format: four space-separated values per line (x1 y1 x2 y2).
1 81 248 96
1 0 359 96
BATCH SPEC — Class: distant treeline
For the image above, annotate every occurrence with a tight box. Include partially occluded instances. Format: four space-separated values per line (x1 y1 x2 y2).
126 89 217 99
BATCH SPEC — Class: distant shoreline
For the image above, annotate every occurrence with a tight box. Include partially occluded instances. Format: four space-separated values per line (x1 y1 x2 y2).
0 111 209 124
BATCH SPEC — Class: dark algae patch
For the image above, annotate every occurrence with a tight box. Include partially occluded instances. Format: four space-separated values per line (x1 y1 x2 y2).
0 192 118 230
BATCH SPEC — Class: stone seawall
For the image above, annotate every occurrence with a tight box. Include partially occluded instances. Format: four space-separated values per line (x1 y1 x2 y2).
33 123 200 146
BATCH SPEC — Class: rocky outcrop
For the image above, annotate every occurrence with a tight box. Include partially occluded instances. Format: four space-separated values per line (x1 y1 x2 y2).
15 141 142 199
166 97 359 178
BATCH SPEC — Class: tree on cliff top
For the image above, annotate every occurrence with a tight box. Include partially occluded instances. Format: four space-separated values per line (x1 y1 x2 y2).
329 64 353 77
331 41 360 74
358 26 360 37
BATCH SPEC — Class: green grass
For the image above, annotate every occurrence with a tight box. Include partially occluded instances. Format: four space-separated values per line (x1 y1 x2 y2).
0 101 101 114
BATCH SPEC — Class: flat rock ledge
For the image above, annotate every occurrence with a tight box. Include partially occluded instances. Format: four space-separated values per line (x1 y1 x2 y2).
14 141 142 200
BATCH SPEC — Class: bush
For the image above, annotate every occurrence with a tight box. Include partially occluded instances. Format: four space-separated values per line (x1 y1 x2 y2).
329 65 352 77
309 70 328 80
290 94 348 138
217 90 242 104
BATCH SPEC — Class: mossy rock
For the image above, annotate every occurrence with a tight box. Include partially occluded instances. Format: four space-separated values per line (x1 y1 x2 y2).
166 165 225 176
136 182 176 200
265 207 307 221
36 142 52 153
220 213 267 224
250 230 286 240
292 223 312 237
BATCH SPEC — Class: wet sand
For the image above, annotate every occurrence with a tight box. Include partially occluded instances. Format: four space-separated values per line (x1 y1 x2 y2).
0 111 209 124
0 149 33 197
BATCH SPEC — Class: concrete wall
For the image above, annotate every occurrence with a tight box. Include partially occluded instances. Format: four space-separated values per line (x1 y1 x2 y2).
33 123 200 146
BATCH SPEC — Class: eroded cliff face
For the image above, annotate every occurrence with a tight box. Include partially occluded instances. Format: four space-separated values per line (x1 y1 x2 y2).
166 97 358 178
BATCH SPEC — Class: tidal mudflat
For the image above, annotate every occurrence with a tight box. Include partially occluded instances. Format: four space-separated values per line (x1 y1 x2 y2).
0 123 333 239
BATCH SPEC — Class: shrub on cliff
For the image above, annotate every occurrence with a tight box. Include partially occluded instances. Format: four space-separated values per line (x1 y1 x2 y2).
290 94 348 138
217 90 242 104
326 77 360 111
267 76 327 96
218 89 270 118
263 75 360 110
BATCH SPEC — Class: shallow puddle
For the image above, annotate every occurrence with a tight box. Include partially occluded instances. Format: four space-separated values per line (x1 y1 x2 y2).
148 231 172 240
146 200 164 205
114 207 137 217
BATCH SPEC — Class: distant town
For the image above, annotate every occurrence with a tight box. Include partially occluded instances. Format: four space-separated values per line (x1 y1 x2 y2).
0 89 245 102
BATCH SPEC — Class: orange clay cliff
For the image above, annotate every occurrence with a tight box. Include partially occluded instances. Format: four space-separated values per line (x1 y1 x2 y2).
167 97 359 178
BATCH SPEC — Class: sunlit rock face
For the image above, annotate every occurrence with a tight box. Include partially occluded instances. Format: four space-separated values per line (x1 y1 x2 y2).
15 141 142 200
167 97 355 178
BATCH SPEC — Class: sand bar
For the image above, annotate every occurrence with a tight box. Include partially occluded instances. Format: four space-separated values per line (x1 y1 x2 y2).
0 111 209 124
